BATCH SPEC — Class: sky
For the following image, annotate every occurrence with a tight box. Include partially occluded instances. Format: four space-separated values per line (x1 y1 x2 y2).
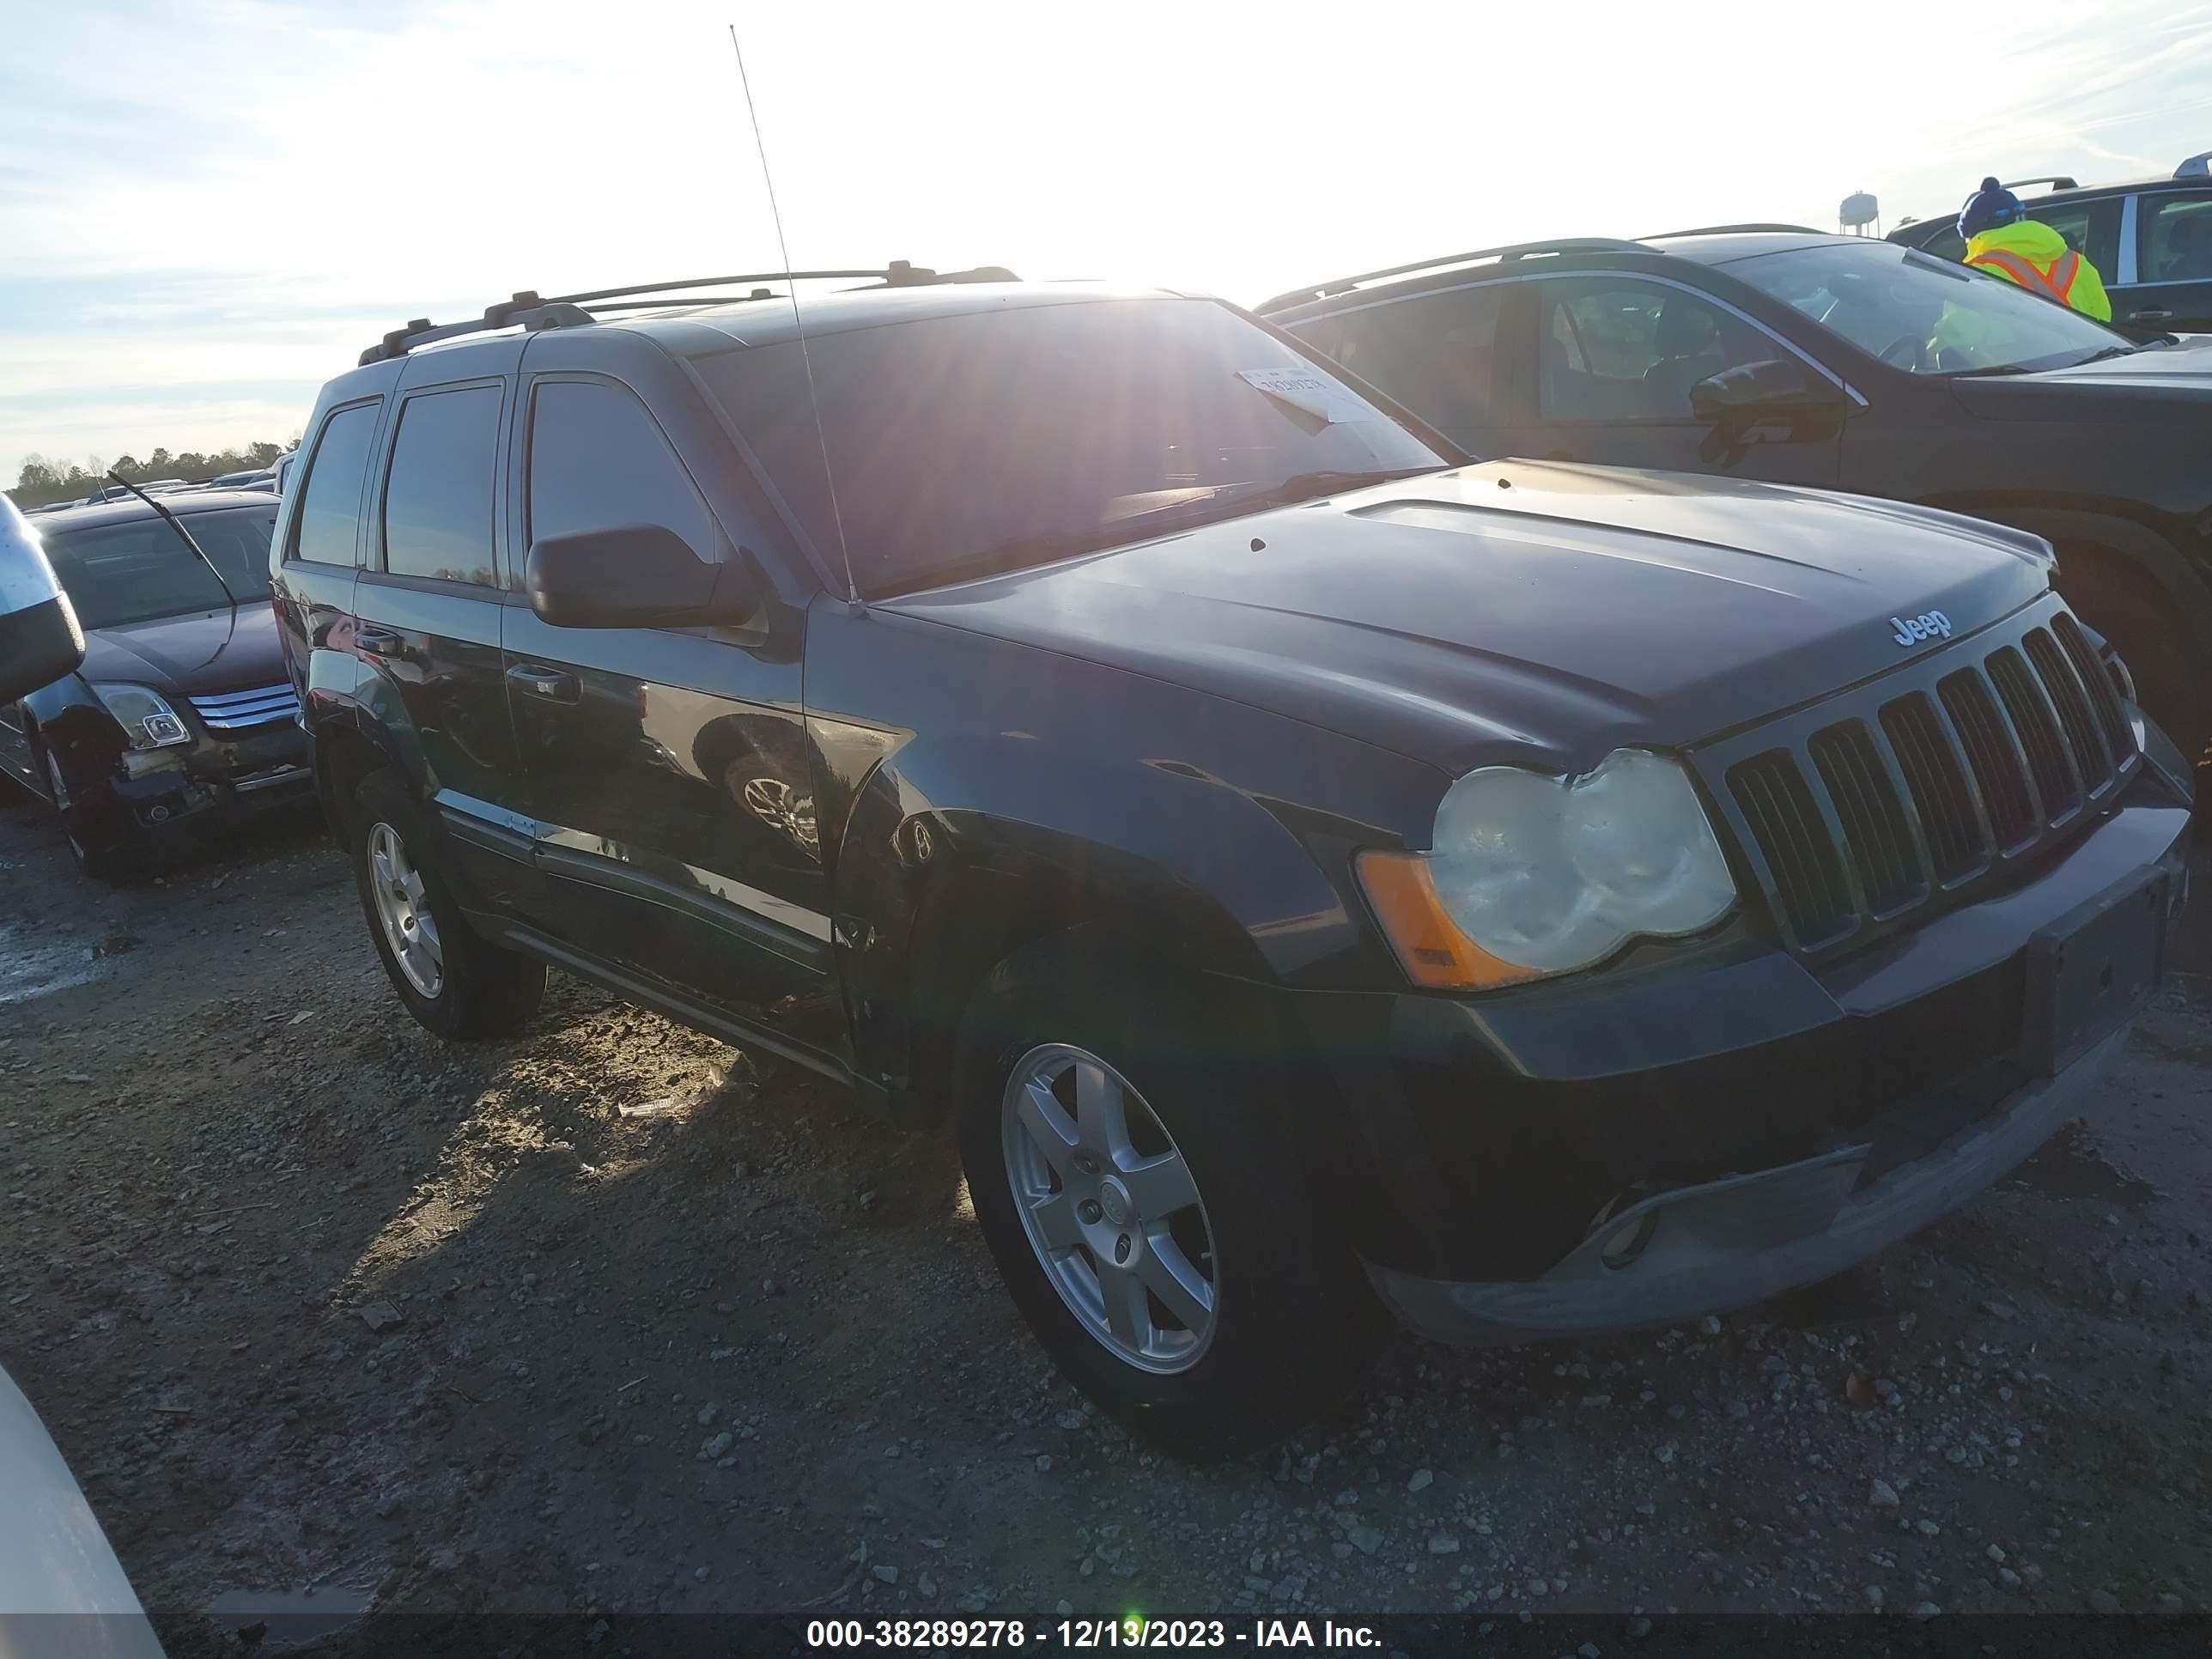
5 0 2212 487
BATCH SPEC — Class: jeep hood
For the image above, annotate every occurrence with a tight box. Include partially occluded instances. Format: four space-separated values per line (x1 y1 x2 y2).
75 602 286 697
887 461 2053 774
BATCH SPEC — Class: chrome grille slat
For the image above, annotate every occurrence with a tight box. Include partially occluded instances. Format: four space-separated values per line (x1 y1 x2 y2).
1705 598 2140 954
185 683 299 732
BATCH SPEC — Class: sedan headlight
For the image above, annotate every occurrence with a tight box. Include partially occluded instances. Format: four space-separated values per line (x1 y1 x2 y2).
89 682 191 750
1358 748 1737 989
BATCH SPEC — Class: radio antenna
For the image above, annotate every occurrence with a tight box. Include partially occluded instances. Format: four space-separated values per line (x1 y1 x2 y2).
727 22 859 608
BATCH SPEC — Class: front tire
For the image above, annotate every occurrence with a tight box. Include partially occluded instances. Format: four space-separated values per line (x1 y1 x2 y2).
36 738 131 881
350 769 545 1040
955 934 1389 1459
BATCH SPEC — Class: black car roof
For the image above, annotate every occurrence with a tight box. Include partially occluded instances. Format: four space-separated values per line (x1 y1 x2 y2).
1259 230 1856 318
596 280 1188 354
312 279 1197 405
31 489 280 535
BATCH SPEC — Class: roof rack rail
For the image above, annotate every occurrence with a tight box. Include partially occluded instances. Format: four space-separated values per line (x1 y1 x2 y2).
2002 174 2078 193
1257 239 1646 313
1643 222 1824 239
2177 151 2210 179
359 261 1018 367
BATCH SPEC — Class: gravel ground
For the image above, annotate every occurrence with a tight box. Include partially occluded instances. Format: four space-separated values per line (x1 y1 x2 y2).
3 787 2209 1654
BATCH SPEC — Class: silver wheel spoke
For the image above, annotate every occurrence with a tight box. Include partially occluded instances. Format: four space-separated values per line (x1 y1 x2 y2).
1017 1079 1079 1172
1138 1235 1214 1332
400 869 427 905
1000 1042 1218 1375
1074 1059 1132 1157
1029 1191 1081 1253
370 844 398 890
415 916 443 968
1097 1261 1152 1350
1121 1151 1198 1218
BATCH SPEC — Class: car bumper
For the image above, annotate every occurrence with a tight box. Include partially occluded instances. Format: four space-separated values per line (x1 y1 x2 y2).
1285 774 2192 1327
95 724 313 836
1370 1019 2130 1343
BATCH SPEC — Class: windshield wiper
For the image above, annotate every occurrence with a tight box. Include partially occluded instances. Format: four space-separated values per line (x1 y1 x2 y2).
2069 343 2140 365
1946 363 2032 378
105 471 238 605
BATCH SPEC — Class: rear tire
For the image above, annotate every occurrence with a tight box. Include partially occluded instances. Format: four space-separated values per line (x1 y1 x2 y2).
954 933 1389 1459
350 769 545 1040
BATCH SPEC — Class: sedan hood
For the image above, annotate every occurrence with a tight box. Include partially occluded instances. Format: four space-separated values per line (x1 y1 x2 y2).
888 462 2053 774
76 602 286 696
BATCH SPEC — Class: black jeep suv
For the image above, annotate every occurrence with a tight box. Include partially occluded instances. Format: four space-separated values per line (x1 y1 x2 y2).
276 264 2194 1454
1258 230 2212 765
1887 154 2212 339
2 488 312 875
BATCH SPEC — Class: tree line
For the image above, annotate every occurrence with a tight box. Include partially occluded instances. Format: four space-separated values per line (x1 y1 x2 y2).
9 439 300 511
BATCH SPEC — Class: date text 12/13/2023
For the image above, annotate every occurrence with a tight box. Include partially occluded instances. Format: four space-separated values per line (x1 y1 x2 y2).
804 1619 1384 1649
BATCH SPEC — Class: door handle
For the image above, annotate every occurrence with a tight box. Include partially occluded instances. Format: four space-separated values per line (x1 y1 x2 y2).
353 627 403 655
507 663 582 704
2129 308 2173 323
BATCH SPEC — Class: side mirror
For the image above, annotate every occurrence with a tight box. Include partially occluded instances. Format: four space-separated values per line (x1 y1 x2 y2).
1688 358 1845 424
0 499 86 702
526 525 759 630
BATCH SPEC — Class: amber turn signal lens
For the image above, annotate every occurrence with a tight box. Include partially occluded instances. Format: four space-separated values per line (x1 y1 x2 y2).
1355 849 1539 991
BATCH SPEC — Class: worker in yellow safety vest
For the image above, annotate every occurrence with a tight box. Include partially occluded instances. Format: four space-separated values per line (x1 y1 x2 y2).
1956 177 2112 322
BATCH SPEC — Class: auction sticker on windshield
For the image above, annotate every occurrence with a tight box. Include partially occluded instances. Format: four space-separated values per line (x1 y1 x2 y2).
1236 367 1375 424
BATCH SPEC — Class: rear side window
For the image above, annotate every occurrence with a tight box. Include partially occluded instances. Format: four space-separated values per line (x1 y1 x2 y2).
381 384 501 585
524 380 717 586
289 401 380 566
1296 285 1510 435
2141 192 2212 283
2036 198 2122 275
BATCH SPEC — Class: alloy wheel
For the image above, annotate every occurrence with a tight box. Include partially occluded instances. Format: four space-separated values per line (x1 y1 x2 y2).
1000 1042 1219 1373
367 821 444 998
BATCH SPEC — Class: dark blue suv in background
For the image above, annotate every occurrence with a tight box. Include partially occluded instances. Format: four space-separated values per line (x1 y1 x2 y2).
272 262 2191 1455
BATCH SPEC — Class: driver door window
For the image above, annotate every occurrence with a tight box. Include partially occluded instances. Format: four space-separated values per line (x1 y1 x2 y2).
1537 280 1783 422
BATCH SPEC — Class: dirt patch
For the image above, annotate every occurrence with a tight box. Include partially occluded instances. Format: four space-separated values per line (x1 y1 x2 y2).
3 782 2210 1653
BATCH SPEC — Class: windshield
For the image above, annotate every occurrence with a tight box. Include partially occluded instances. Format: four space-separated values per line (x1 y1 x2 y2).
40 505 277 629
700 297 1449 596
1726 240 2135 375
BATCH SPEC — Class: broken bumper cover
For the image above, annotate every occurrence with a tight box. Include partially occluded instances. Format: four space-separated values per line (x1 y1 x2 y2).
1370 1020 2130 1344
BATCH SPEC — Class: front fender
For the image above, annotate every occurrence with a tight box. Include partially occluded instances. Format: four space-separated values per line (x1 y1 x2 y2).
1951 503 2212 630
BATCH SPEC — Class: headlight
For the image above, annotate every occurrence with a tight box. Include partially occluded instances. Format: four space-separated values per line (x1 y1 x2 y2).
89 682 191 750
1358 748 1737 989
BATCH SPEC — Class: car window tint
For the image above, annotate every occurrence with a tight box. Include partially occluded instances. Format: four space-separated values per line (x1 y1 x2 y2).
1537 280 1780 421
701 297 1445 598
2142 192 2212 283
43 506 279 629
1302 285 1508 436
289 401 380 566
380 385 501 585
524 380 717 586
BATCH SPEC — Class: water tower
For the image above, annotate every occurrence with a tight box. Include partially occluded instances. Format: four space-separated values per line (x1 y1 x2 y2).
1839 191 1881 237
